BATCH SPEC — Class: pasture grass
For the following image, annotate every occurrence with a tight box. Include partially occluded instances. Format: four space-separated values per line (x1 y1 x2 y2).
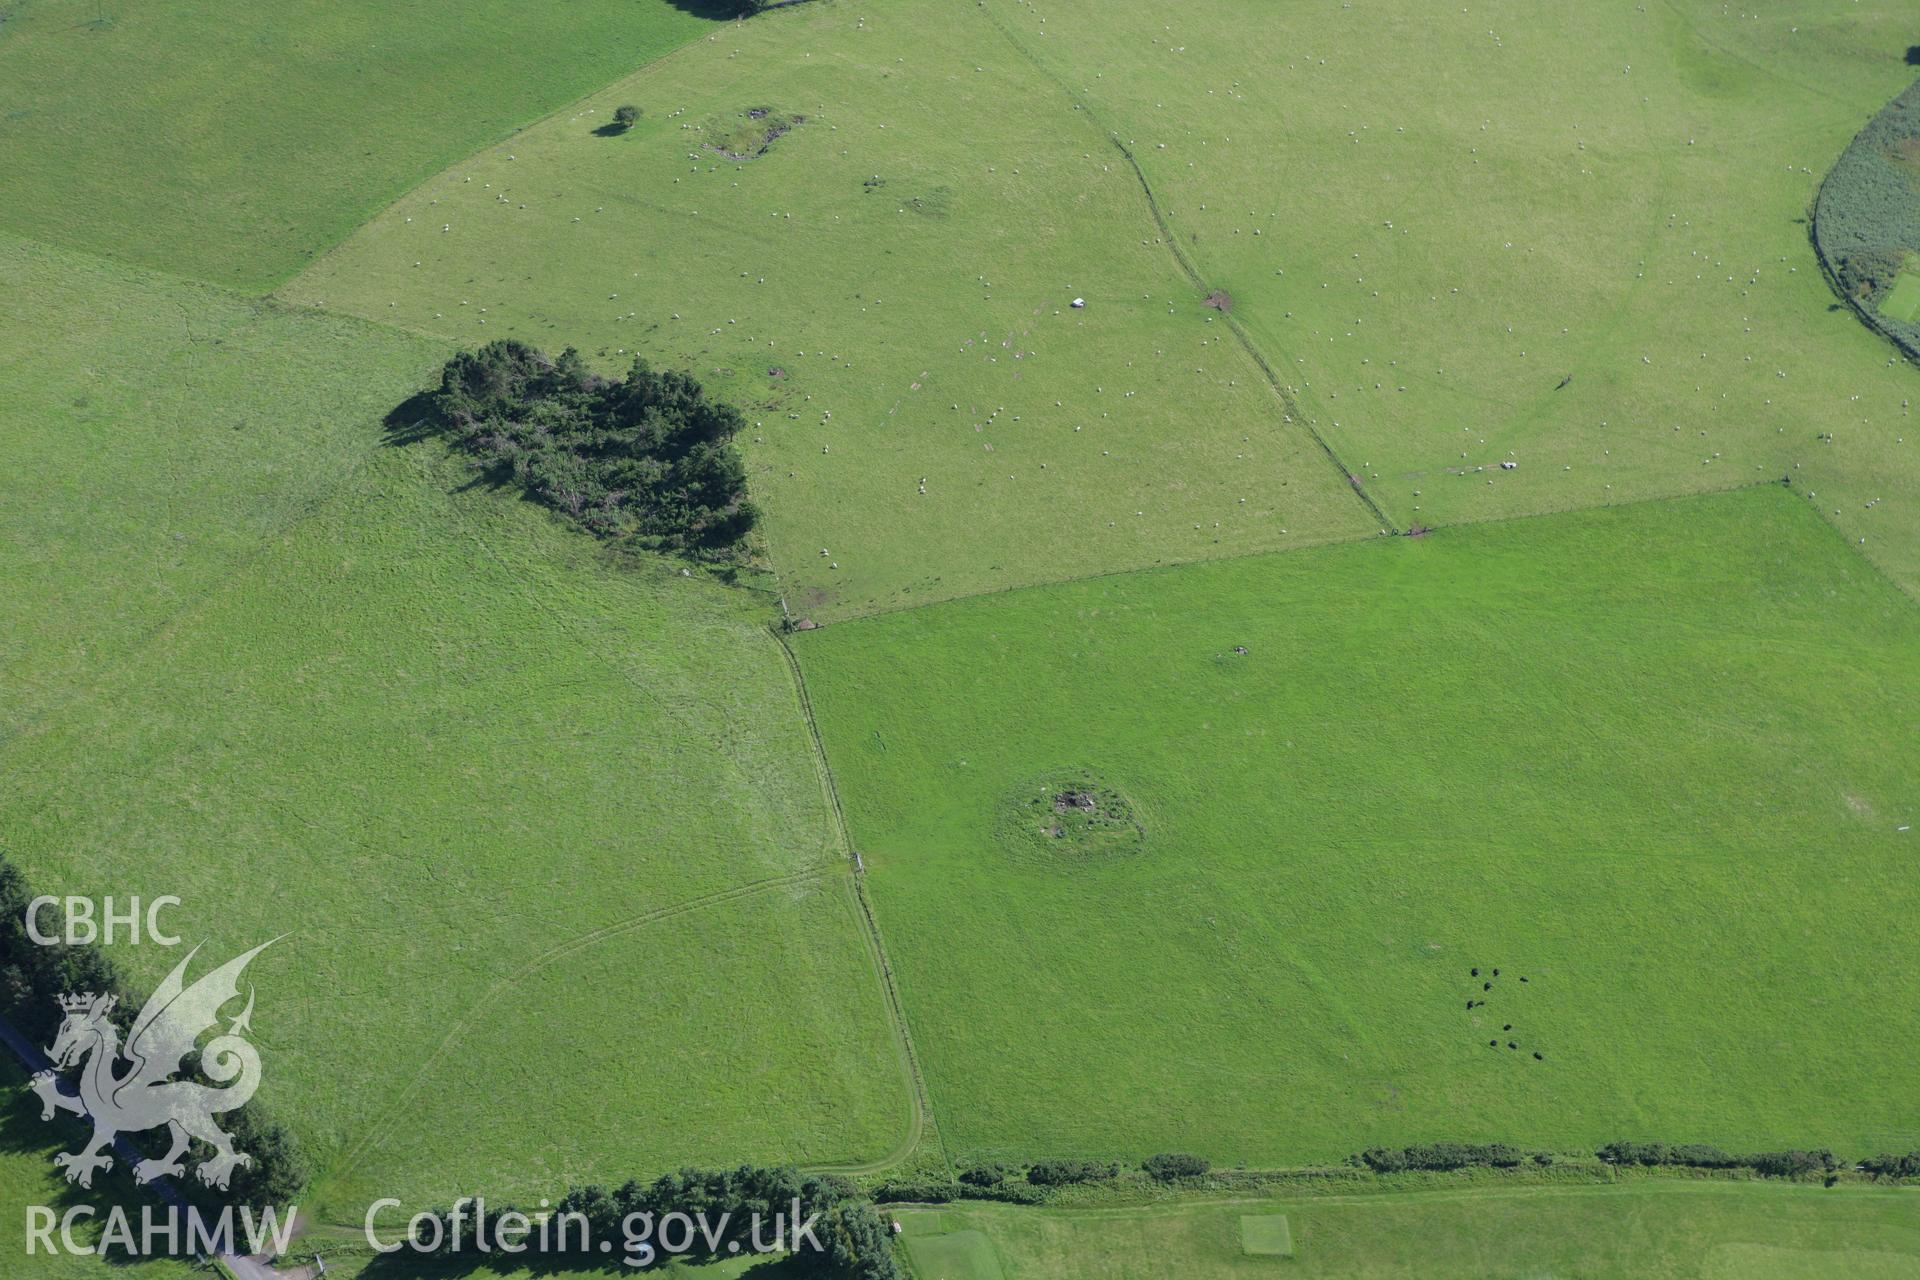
283 0 1381 622
1881 263 1920 324
899 1184 1920 1278
985 0 1920 596
0 234 444 742
0 237 909 1219
796 486 1920 1166
0 0 724 289
903 1228 1009 1280
1237 1214 1293 1258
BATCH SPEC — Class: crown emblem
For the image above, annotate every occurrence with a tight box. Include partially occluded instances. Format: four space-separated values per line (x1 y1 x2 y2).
57 992 97 1014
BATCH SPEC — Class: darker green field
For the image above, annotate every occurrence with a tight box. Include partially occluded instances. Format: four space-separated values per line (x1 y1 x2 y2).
797 486 1920 1166
0 0 722 288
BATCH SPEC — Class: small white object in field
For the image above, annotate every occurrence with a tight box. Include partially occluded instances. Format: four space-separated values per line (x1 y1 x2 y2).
1501 461 1516 470
1071 298 1086 308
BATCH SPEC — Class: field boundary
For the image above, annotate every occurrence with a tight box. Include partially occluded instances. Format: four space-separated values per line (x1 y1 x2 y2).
1802 76 1920 602
894 1171 1920 1219
1810 139 1920 370
770 627 950 1179
978 0 1396 536
783 482 1800 637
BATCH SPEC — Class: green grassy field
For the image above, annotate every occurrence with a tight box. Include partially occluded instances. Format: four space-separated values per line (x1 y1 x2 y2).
896 1184 1920 1278
0 0 725 289
1235 1213 1292 1258
0 235 909 1219
282 0 1381 622
0 235 445 741
5 0 1920 1272
1882 265 1920 324
968 0 1920 598
903 1226 1009 1280
797 486 1920 1166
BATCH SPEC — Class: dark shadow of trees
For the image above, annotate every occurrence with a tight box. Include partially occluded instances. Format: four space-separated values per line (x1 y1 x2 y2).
382 390 441 446
353 1245 806 1278
659 0 756 19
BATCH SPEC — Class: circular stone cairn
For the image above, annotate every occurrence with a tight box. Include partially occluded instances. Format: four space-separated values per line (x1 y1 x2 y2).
999 770 1145 864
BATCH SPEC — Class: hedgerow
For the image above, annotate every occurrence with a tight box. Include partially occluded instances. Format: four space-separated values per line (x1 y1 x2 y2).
1859 1151 1920 1179
871 1176 1047 1205
1025 1158 1119 1186
1352 1143 1543 1173
411 1165 899 1278
1141 1152 1210 1181
1598 1141 1837 1179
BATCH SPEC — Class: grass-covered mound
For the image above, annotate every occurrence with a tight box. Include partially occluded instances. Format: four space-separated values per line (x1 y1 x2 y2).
797 486 1920 1166
1816 78 1920 352
998 771 1145 865
408 340 759 557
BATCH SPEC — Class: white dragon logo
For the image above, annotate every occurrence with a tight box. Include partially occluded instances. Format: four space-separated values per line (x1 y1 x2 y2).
29 939 278 1191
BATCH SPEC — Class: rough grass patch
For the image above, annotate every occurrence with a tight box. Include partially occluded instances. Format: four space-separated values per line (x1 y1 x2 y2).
904 1228 1008 1280
998 770 1146 864
703 107 806 160
1878 260 1920 324
1238 1214 1294 1257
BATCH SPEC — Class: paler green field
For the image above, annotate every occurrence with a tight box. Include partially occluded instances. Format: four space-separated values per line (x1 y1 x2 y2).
991 0 1920 596
283 0 1382 621
0 230 909 1223
1882 264 1920 324
2 0 1919 1274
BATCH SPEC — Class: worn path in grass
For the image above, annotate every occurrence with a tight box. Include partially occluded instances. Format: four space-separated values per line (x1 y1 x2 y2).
985 0 1920 596
284 0 1381 622
0 235 912 1218
796 485 1920 1167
